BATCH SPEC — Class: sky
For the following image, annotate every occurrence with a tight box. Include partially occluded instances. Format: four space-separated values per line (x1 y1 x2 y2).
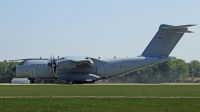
0 0 200 62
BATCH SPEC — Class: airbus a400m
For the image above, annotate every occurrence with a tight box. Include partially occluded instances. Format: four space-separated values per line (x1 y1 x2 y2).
12 24 196 84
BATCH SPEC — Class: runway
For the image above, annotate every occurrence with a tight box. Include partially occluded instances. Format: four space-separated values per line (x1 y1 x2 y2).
1 83 200 85
84 83 200 85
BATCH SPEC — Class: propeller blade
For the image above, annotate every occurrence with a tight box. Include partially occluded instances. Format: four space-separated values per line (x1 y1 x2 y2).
53 55 57 77
48 55 57 77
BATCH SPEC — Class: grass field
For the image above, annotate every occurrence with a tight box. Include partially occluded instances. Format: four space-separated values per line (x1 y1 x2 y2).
0 84 200 112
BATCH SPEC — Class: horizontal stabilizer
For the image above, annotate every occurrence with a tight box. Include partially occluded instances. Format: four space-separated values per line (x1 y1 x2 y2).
186 30 194 33
161 24 196 31
163 30 194 33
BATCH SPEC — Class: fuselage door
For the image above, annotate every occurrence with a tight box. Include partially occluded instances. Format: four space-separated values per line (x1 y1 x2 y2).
30 69 36 78
98 68 103 76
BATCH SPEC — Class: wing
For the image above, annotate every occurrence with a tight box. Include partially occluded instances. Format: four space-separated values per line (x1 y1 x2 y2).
56 56 94 69
9 58 49 62
66 56 94 66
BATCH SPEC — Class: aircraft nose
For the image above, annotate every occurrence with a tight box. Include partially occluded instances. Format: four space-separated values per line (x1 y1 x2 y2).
12 66 16 74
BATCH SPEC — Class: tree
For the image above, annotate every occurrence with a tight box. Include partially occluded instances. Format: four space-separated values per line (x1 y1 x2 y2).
187 60 200 77
169 57 189 82
0 61 18 83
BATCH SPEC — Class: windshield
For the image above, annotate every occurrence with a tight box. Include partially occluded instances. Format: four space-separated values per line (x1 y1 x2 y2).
18 62 24 65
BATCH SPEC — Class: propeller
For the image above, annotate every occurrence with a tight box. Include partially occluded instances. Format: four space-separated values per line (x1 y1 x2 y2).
48 55 57 77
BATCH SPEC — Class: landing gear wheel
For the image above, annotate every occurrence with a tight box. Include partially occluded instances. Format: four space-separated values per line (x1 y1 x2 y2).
30 80 34 84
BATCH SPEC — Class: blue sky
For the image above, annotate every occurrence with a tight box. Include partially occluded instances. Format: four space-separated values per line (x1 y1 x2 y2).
0 0 199 62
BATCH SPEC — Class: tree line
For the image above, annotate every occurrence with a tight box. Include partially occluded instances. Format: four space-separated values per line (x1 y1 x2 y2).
0 56 200 83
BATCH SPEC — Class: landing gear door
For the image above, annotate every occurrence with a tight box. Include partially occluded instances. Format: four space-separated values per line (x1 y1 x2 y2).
98 68 103 77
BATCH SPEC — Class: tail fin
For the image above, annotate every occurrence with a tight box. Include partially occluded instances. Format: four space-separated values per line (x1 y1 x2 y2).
141 24 196 57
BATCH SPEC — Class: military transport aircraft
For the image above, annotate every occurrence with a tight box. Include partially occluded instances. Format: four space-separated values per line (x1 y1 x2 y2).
12 24 196 83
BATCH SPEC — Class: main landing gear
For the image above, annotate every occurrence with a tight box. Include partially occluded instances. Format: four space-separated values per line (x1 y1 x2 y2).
30 80 34 84
28 78 35 84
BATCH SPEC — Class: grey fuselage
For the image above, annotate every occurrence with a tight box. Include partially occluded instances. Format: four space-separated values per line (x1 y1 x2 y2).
14 56 169 82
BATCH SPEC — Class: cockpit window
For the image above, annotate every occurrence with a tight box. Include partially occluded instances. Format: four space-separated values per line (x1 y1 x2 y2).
18 62 24 65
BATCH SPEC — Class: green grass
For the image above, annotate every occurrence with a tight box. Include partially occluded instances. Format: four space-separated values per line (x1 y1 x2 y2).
1 85 200 112
0 85 200 96
0 98 200 112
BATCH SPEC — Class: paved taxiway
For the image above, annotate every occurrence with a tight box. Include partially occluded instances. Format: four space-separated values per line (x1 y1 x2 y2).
84 83 200 85
1 83 200 85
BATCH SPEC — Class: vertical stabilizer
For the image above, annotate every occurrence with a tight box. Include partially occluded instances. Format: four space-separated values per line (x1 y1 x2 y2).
141 24 196 57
